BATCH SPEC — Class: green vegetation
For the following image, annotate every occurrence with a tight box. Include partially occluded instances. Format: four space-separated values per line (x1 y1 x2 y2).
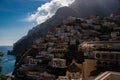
64 44 84 66
0 52 3 57
0 52 7 80
0 66 2 73
0 52 3 73
0 74 7 80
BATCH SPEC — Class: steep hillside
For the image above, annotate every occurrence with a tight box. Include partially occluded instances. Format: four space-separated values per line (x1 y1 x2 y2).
12 7 79 55
12 0 120 55
70 0 120 17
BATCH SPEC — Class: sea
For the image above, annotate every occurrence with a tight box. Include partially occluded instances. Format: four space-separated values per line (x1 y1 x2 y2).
0 46 16 74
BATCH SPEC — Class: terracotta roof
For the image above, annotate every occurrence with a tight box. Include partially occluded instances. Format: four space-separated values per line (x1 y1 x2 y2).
68 60 81 73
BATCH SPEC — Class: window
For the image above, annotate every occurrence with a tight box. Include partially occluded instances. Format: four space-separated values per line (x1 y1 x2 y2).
109 54 114 59
103 62 108 66
102 54 107 59
96 53 100 58
96 60 101 65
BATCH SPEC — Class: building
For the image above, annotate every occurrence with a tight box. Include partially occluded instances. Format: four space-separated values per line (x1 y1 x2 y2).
111 32 119 40
79 41 120 77
66 60 82 80
27 71 55 80
57 76 69 80
83 59 96 78
51 58 66 68
95 71 120 80
94 51 120 68
51 44 67 58
79 41 120 58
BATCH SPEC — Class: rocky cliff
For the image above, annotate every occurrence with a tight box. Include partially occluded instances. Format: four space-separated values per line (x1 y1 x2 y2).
12 0 120 56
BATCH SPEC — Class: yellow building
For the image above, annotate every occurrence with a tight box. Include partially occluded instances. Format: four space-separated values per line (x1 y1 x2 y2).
66 59 96 79
66 60 82 80
83 59 96 78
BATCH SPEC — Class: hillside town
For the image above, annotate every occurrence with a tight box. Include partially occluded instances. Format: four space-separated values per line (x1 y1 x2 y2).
11 15 120 80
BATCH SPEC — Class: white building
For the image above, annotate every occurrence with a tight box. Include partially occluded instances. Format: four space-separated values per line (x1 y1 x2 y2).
95 71 120 80
51 58 66 68
57 76 69 80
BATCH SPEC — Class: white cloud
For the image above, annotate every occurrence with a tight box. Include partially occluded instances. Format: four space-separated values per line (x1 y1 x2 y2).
24 0 75 24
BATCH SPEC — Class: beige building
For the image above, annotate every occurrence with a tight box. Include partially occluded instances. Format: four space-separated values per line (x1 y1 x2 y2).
79 41 120 58
51 44 67 58
79 41 120 78
66 60 82 80
94 71 120 80
94 51 120 67
83 59 96 78
56 59 96 80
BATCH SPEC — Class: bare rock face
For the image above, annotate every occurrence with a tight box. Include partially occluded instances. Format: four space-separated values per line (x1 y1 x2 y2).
70 0 120 17
12 7 79 55
12 0 120 55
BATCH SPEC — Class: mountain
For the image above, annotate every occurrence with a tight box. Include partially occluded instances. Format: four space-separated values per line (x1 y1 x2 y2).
12 7 79 56
12 0 120 56
70 0 120 17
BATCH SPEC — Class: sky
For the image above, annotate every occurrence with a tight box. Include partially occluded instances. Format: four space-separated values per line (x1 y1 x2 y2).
0 0 75 46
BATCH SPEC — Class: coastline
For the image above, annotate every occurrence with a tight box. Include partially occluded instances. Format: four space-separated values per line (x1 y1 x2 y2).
0 46 16 74
6 72 14 80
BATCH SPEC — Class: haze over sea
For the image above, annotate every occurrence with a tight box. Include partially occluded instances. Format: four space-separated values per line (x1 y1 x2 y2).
0 46 16 74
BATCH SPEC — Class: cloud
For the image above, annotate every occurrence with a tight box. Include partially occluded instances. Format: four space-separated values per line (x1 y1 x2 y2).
24 0 75 24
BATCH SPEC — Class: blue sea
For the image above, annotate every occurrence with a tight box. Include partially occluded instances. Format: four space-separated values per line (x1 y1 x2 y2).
0 46 16 74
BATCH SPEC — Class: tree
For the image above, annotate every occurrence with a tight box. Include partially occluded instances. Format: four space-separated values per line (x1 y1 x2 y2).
0 52 7 80
64 44 84 66
0 52 3 56
1 74 7 80
0 66 2 73
0 52 3 73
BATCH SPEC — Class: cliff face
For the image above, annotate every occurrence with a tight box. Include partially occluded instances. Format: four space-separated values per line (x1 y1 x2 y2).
70 0 120 17
12 7 79 55
12 0 120 55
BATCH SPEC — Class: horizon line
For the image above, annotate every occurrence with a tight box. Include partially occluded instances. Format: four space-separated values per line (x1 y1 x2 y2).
0 45 13 46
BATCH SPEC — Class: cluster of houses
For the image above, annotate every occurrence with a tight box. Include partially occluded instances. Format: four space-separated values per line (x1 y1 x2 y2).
14 15 120 80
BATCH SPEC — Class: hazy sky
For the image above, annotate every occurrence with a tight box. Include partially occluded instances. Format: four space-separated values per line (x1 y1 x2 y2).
0 0 74 46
